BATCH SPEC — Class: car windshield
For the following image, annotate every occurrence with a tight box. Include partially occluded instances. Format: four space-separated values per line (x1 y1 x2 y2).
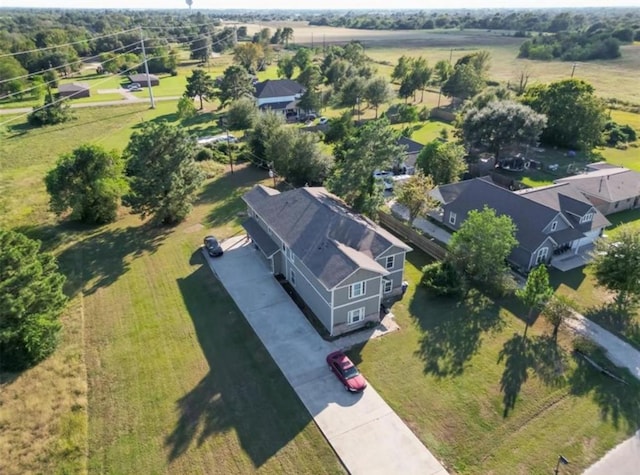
342 365 360 379
206 238 218 247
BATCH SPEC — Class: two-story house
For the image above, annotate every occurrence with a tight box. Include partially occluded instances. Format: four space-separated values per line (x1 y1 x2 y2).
253 79 305 117
241 185 412 337
431 177 610 272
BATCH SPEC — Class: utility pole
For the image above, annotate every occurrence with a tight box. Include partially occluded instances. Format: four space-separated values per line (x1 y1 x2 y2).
570 62 578 78
140 27 155 109
449 48 453 63
226 129 234 174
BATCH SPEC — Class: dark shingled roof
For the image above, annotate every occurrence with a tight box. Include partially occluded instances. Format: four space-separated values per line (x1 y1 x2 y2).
58 82 89 92
397 136 424 155
242 186 410 289
242 218 279 257
555 167 640 203
254 79 305 99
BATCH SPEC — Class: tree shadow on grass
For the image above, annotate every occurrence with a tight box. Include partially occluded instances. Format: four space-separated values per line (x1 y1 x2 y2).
411 287 505 378
569 354 640 431
169 263 316 467
584 303 640 348
56 223 170 297
13 221 97 253
498 333 568 417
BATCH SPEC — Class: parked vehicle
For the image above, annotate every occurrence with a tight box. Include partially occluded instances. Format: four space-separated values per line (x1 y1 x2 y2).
326 351 367 393
203 235 223 257
197 134 237 145
318 117 329 125
126 82 142 91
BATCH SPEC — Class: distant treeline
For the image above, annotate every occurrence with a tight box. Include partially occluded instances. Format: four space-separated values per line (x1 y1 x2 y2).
518 28 631 61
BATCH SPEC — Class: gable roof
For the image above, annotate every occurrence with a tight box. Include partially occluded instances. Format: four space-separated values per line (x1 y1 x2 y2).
58 82 90 92
555 167 640 203
242 186 410 289
254 79 305 99
397 136 424 155
129 73 159 82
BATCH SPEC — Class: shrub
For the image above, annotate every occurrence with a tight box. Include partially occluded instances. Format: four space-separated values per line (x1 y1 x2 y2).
421 260 463 296
197 160 226 179
195 147 213 161
418 106 430 121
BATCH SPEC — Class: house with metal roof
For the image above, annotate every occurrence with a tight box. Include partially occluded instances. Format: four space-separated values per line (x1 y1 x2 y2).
431 177 610 272
128 73 159 87
241 185 411 336
58 82 90 99
253 79 305 115
554 164 640 215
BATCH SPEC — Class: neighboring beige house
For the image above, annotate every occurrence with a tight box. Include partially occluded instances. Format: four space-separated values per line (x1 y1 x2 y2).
241 185 411 337
554 163 640 215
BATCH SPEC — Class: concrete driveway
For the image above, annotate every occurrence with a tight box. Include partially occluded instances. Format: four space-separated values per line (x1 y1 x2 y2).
204 235 448 475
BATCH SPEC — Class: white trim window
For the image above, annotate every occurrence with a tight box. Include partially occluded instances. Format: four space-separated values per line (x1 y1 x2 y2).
382 278 393 293
449 211 457 225
535 247 549 265
385 255 394 270
580 213 594 224
290 269 296 286
347 307 365 325
349 281 366 299
550 221 558 232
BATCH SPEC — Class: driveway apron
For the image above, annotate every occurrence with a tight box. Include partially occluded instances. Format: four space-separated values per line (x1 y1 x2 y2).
205 236 448 475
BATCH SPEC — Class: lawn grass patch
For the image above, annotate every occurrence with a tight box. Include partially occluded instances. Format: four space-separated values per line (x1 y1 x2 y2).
348 251 640 474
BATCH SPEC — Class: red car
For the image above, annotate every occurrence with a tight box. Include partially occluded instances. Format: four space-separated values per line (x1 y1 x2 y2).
326 351 367 393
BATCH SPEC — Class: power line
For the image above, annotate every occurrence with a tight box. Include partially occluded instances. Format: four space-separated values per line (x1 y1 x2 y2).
0 27 141 59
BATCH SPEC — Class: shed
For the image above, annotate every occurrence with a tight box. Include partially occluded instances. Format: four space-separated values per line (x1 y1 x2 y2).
58 82 91 99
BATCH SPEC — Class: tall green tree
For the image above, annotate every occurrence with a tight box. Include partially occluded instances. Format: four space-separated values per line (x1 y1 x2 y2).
0 56 28 97
296 64 322 90
217 65 254 107
410 57 432 102
281 27 294 47
434 59 453 84
327 118 402 216
246 111 285 168
339 76 367 111
27 89 74 127
124 122 204 225
394 170 436 224
416 141 467 185
277 54 295 79
45 144 127 224
543 295 575 339
522 79 606 150
226 96 258 130
0 229 67 371
324 111 355 144
460 101 547 159
391 55 411 83
190 36 211 64
448 206 518 288
441 63 484 102
364 76 392 118
233 43 263 72
293 48 313 71
516 264 553 331
591 227 640 310
184 68 216 110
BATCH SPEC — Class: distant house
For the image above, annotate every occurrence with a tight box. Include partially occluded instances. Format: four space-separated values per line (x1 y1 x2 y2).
242 185 412 336
396 136 424 174
554 163 640 215
128 73 159 87
253 79 305 116
57 82 90 99
432 177 610 272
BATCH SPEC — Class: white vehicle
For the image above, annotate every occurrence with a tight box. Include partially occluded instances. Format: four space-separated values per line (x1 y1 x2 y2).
373 170 394 190
197 133 237 145
318 117 329 125
126 82 142 91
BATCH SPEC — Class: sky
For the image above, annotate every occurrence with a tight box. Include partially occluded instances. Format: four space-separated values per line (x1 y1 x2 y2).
2 0 639 10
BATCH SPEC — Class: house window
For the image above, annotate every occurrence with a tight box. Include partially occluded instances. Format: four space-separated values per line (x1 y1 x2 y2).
347 307 365 325
580 213 594 224
290 269 296 286
383 279 393 293
449 212 457 225
385 256 394 270
550 221 558 232
535 247 549 265
349 281 366 299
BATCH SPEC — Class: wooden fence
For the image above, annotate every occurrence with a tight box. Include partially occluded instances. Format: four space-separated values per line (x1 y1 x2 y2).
378 212 448 261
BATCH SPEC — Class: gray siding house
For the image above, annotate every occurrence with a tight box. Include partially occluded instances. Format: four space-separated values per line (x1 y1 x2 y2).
431 177 610 272
242 185 411 336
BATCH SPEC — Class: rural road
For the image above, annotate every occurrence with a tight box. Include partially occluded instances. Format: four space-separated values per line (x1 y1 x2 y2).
0 94 181 115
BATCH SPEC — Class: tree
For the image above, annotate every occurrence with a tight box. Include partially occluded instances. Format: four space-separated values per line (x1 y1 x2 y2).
27 89 74 127
246 111 285 167
190 36 211 64
327 118 402 216
277 55 295 79
281 27 294 47
522 79 606 150
233 43 263 72
394 170 436 224
410 57 432 102
416 141 467 185
293 48 313 71
184 68 216 110
324 58 350 90
364 77 392 118
176 96 197 120
0 56 28 97
434 59 453 85
460 101 547 159
398 74 418 103
226 96 258 130
217 65 254 107
45 144 126 224
441 63 484 102
448 206 518 287
298 88 321 114
391 55 411 83
0 230 67 371
543 295 575 339
296 64 322 90
324 111 355 144
455 50 491 78
516 265 553 331
339 76 367 110
124 122 204 225
591 228 640 309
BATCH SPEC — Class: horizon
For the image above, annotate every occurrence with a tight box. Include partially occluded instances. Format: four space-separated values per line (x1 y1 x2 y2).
2 1 640 11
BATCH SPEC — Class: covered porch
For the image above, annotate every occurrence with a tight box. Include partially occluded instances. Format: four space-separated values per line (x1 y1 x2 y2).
550 243 595 271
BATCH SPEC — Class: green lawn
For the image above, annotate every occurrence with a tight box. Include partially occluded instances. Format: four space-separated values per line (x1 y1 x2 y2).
0 105 344 474
349 252 640 475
